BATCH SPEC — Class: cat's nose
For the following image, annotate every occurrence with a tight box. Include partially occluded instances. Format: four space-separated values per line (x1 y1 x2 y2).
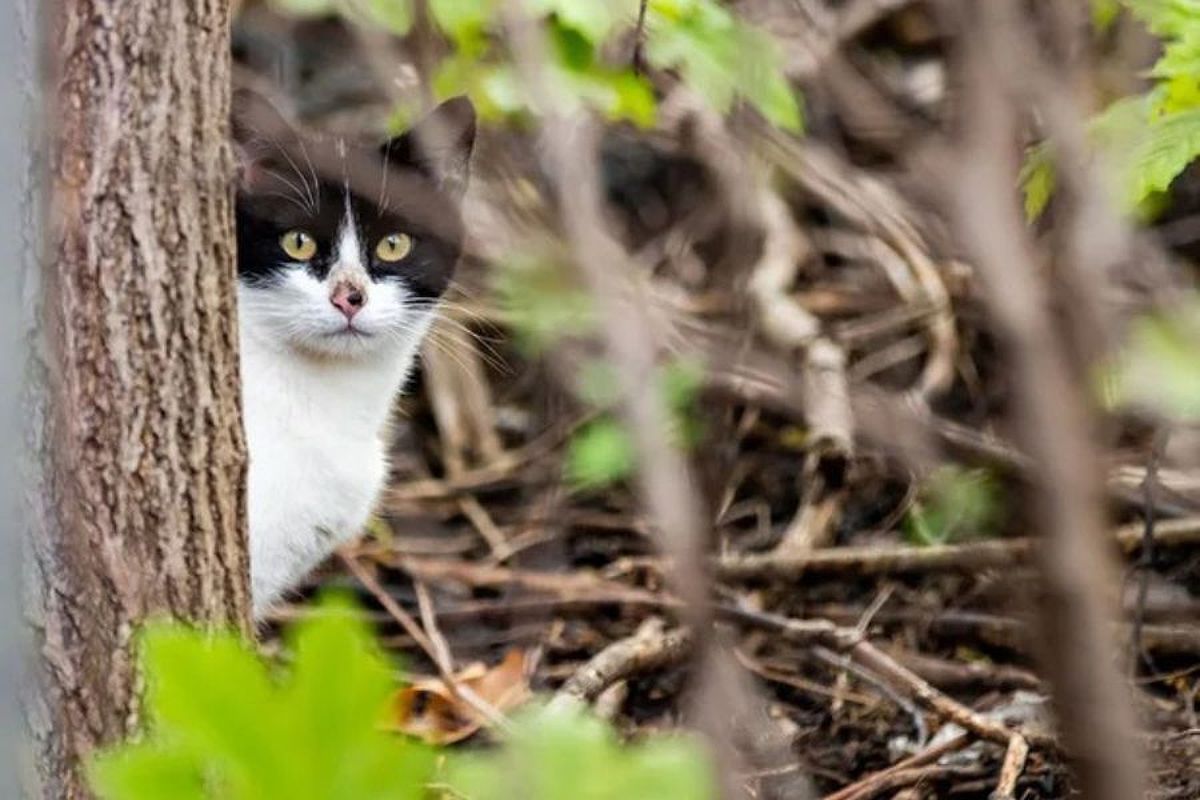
330 283 366 320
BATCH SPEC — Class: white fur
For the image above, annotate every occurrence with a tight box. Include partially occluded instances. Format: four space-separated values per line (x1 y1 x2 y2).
240 207 434 617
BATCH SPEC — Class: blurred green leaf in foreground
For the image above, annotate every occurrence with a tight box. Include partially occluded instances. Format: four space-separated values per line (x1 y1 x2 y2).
449 703 714 800
90 596 714 800
90 596 433 800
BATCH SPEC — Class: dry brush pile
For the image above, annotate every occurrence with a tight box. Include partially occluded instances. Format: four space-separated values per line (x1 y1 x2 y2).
241 1 1200 797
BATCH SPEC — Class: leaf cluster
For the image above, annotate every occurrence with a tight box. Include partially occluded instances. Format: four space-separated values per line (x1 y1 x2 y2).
90 596 714 800
1026 0 1200 217
270 0 800 131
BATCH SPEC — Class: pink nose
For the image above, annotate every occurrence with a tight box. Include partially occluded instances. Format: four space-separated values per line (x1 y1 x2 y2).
330 284 366 320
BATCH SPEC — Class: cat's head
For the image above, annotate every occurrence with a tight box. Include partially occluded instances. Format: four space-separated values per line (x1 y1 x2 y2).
233 91 475 360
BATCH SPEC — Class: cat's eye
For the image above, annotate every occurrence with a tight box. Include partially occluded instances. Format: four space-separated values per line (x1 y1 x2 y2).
375 233 413 263
280 230 317 261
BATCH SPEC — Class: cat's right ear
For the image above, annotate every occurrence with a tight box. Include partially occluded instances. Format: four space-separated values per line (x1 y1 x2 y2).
231 89 294 188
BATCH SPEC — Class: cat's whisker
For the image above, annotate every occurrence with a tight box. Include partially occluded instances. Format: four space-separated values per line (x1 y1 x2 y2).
259 167 315 214
274 135 319 213
262 191 313 215
378 148 390 215
296 138 321 214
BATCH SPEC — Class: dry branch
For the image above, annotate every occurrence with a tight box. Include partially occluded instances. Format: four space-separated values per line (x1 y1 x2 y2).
552 618 693 708
991 734 1030 800
721 607 1055 749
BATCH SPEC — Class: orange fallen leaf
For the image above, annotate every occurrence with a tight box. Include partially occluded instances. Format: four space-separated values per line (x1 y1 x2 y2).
390 649 531 744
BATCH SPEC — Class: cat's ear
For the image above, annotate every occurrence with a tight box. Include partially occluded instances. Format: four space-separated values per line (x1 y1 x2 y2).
384 97 476 202
231 89 296 188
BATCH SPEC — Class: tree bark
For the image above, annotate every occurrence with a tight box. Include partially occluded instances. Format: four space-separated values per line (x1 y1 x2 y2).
30 0 249 796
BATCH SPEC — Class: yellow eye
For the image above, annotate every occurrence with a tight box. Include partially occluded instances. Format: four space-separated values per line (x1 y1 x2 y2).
279 230 317 261
375 233 413 263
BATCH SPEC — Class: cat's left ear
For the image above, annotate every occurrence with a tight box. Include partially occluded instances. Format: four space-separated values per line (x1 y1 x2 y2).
384 97 476 202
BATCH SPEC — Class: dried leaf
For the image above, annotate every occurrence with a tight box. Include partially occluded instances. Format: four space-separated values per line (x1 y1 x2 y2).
390 649 531 744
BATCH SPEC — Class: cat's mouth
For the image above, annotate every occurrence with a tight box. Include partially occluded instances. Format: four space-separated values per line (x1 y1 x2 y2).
324 326 373 339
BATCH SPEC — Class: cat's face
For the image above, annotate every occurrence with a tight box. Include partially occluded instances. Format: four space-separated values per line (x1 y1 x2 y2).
233 93 474 360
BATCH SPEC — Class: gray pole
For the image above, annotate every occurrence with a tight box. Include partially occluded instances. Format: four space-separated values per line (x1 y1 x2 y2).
1 0 40 795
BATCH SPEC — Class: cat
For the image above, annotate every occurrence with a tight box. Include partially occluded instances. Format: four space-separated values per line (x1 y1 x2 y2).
232 91 475 617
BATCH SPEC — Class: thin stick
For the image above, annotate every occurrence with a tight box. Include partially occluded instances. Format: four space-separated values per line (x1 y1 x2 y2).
991 734 1029 800
631 0 649 74
1130 434 1165 673
821 732 968 800
552 619 693 708
414 579 456 673
340 553 509 730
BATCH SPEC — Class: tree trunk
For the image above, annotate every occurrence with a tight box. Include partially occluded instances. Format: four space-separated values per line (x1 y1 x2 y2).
29 0 249 796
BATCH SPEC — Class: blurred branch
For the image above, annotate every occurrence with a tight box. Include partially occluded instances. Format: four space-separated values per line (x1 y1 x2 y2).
498 5 757 796
944 4 1147 798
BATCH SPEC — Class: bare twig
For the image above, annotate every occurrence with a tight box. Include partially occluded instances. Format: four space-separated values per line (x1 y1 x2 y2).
1131 433 1166 673
821 732 968 800
552 618 693 708
340 554 510 731
990 734 1029 800
721 606 1055 749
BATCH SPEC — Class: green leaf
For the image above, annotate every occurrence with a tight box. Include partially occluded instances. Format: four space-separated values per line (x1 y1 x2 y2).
1124 0 1200 36
1092 0 1123 31
733 29 803 131
267 0 335 17
606 72 657 127
567 417 635 489
365 0 413 35
141 627 291 797
645 1 800 131
531 0 640 43
429 0 490 46
550 20 596 71
447 704 714 800
90 744 210 800
1151 30 1200 79
493 251 595 353
91 596 435 800
904 466 1001 547
1019 144 1055 220
661 358 705 447
1128 107 1200 202
1108 299 1200 418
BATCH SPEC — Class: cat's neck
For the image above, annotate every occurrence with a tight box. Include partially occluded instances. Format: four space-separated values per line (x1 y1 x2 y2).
238 314 426 438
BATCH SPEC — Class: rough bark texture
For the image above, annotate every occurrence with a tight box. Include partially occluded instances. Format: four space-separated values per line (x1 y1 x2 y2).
30 0 248 796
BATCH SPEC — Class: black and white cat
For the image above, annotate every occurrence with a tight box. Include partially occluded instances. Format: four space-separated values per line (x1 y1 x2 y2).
232 92 475 616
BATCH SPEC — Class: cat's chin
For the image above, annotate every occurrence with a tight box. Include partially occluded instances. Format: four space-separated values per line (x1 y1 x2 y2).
288 328 400 361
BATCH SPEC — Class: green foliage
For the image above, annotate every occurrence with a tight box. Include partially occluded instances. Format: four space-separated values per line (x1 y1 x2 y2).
567 417 637 489
268 0 336 17
644 0 802 130
91 598 714 800
90 596 434 800
1092 0 1124 31
566 358 706 491
448 704 714 800
904 466 1001 547
364 0 414 35
270 0 799 132
1019 145 1056 220
1024 1 1200 217
493 250 596 354
1125 0 1200 36
1105 297 1200 418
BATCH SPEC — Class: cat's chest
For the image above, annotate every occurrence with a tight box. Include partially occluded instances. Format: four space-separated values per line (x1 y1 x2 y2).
239 338 400 536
